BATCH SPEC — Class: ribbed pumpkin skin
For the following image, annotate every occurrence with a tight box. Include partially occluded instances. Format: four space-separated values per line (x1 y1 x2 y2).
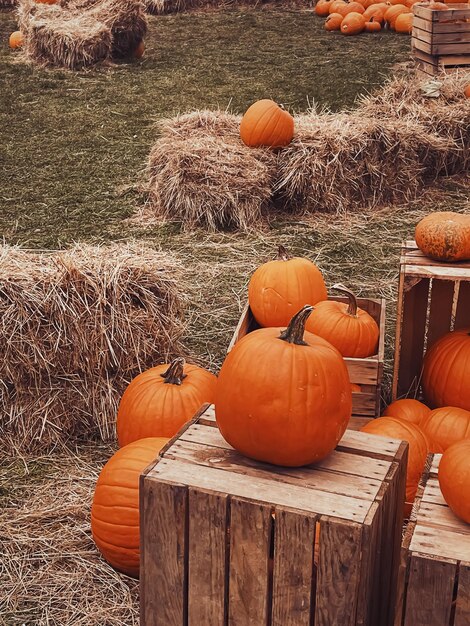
420 406 470 452
325 12 344 29
364 19 382 31
384 4 409 28
438 439 470 523
248 252 327 328
415 212 470 262
364 3 387 21
91 437 169 577
9 31 23 49
341 12 366 34
215 314 352 467
394 12 413 32
383 399 431 425
338 1 365 15
315 0 332 15
422 328 470 411
361 417 429 502
117 362 217 447
240 100 294 148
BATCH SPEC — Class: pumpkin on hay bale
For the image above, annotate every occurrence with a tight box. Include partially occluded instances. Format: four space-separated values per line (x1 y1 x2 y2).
0 243 184 453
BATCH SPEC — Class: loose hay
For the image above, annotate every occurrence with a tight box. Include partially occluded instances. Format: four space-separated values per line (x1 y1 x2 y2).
0 243 184 453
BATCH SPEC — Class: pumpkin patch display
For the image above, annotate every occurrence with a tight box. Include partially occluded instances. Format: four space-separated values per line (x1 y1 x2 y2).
305 285 379 358
215 305 352 467
91 437 169 577
340 12 366 34
9 31 24 49
415 212 470 262
438 439 470 524
117 357 217 446
240 99 294 148
248 245 327 328
420 406 470 452
383 398 431 425
361 416 429 502
422 328 470 411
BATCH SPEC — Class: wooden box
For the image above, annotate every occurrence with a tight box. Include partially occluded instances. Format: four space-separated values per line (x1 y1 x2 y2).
140 404 408 626
395 454 470 626
412 4 470 76
392 240 470 401
229 297 386 423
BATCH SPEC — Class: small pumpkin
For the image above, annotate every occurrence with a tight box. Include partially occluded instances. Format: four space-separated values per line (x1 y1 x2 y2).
351 383 362 393
215 306 352 467
117 357 217 447
394 12 413 31
341 11 366 33
438 439 470 524
240 99 294 148
420 406 470 452
338 1 365 14
133 41 145 59
361 416 429 503
364 17 382 30
315 0 333 15
325 12 344 29
383 399 431 425
415 212 470 262
9 31 23 49
305 285 379 358
248 245 327 328
91 437 169 577
384 4 409 27
422 328 470 411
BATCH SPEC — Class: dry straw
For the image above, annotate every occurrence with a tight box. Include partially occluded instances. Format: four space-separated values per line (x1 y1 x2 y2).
0 243 184 452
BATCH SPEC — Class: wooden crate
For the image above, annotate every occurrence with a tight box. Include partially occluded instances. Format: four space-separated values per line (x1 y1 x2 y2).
229 297 386 421
392 240 470 401
140 403 408 626
412 4 470 76
395 454 470 626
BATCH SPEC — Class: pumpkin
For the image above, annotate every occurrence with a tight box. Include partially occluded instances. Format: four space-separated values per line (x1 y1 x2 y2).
133 41 145 59
429 2 449 9
394 12 413 31
420 406 470 452
305 285 379 358
465 84 470 98
361 416 429 502
415 212 470 262
384 4 409 27
438 439 470 524
383 399 431 425
325 12 344 29
240 100 294 148
315 0 332 15
422 328 470 411
329 0 348 12
91 437 169 577
248 245 327 328
364 17 382 30
215 305 352 467
338 1 365 14
117 357 217 447
341 11 366 33
364 4 387 22
351 383 362 393
9 31 23 49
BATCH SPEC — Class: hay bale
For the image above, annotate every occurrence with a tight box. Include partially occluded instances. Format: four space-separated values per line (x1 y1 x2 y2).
0 243 184 452
146 111 278 231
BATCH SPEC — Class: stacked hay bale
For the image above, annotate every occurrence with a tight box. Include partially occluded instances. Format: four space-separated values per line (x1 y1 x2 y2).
0 244 184 452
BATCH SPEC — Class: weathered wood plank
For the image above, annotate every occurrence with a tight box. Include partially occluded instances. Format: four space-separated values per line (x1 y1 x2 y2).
455 563 470 626
426 279 455 349
454 280 470 330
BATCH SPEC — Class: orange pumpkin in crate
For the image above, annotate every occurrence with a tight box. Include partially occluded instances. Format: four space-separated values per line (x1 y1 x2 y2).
240 99 294 148
438 439 470 523
383 399 431 425
420 406 470 452
341 12 366 33
325 12 344 29
415 212 470 262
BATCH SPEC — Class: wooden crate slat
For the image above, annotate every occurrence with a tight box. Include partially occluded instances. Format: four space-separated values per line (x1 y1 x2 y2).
455 563 470 626
351 391 377 416
426 279 456 349
454 280 470 330
414 3 470 21
414 36 470 55
417 500 470 535
413 26 470 43
356 502 382 626
410 525 470 562
413 15 470 33
228 498 272 626
271 509 317 626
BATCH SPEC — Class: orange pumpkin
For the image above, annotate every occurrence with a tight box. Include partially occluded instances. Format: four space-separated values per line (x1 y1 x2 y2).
240 99 294 148
315 0 333 15
91 437 169 577
415 212 470 262
383 399 431 425
361 417 429 502
338 1 365 14
341 11 366 33
429 2 449 9
394 12 413 31
329 0 348 12
248 245 327 328
325 12 344 29
364 17 382 30
351 383 362 393
420 406 470 452
384 4 409 27
117 357 217 447
215 306 352 467
438 439 470 523
465 84 470 98
133 41 145 59
9 31 23 49
305 285 379 358
364 4 387 22
422 328 470 411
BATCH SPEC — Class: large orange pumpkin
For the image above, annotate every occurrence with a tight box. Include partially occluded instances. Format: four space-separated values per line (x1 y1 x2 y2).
117 357 217 447
438 439 470 523
415 212 470 262
325 12 344 29
341 12 366 33
91 437 169 577
422 328 470 411
420 406 470 452
364 4 387 22
248 245 327 328
305 285 379 358
329 0 348 12
9 31 24 49
394 12 413 32
383 399 431 425
215 306 352 467
240 100 294 148
315 0 333 15
361 416 429 502
384 4 409 27
338 1 365 14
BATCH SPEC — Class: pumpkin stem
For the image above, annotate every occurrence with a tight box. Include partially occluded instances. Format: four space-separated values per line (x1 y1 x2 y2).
160 357 187 385
277 245 292 261
331 284 358 317
279 305 314 345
